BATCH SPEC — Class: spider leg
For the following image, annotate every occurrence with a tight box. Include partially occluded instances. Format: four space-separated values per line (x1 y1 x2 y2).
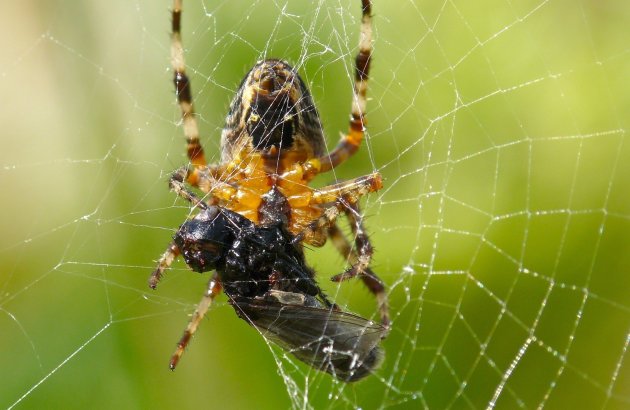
309 173 382 205
148 242 181 289
147 168 216 290
304 0 372 177
294 172 380 245
292 203 343 246
171 0 207 185
331 203 372 282
327 212 390 329
170 274 222 370
168 168 209 211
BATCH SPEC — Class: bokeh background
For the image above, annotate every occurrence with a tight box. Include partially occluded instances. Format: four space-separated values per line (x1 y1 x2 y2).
1 1 629 409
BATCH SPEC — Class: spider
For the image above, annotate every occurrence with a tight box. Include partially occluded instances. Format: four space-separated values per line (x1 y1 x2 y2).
149 0 388 371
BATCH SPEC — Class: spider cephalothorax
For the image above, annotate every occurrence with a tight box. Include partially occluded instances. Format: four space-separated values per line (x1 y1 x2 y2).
149 0 389 381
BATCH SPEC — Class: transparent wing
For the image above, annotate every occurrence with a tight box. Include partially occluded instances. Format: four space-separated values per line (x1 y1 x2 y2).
230 292 386 382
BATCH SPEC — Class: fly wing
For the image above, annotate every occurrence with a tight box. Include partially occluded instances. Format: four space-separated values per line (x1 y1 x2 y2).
230 292 386 382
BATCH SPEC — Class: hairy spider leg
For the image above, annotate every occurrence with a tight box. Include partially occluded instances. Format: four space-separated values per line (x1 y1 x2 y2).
343 203 389 329
147 168 210 290
170 275 222 370
331 202 373 282
168 167 211 209
330 204 390 329
304 0 373 178
309 173 382 205
149 242 181 289
172 0 206 186
326 224 389 329
293 171 381 245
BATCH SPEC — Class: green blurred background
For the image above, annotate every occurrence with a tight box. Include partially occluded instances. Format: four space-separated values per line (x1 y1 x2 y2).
1 1 629 409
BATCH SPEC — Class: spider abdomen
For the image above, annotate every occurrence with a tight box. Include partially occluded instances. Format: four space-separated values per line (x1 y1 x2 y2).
221 59 326 162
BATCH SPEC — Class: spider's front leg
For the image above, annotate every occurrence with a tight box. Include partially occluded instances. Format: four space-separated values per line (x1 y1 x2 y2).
170 274 222 370
149 242 181 289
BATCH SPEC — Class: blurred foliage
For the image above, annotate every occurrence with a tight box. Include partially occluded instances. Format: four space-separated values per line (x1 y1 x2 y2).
1 0 629 409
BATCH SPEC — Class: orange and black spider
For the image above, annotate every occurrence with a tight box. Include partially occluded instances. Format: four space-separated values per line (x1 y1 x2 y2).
149 0 388 371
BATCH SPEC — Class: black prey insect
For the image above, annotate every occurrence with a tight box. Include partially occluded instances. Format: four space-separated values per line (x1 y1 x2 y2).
162 170 386 381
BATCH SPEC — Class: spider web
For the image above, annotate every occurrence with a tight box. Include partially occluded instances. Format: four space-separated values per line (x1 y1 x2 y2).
1 0 629 408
